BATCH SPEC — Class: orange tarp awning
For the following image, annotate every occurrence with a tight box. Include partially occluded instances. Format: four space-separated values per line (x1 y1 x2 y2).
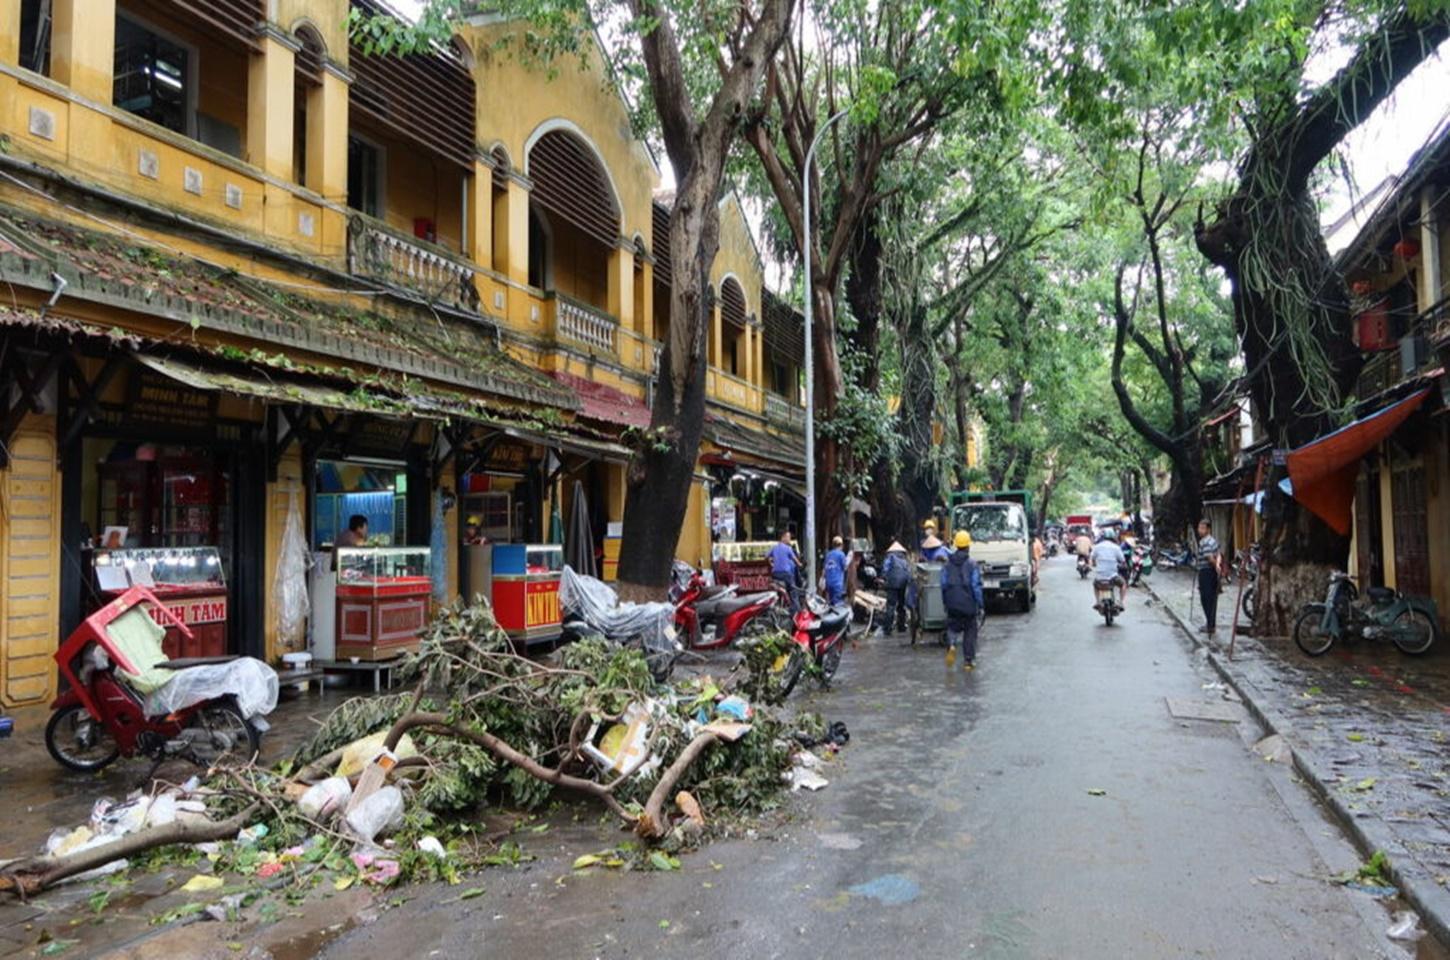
1284 388 1431 535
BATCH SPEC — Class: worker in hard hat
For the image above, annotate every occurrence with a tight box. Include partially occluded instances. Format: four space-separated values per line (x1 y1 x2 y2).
463 515 486 546
942 530 984 670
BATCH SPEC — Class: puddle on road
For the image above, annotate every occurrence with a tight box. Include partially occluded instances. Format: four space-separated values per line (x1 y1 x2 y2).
267 916 360 960
846 873 920 905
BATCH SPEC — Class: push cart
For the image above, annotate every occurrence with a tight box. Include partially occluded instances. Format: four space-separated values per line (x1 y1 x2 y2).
909 561 948 646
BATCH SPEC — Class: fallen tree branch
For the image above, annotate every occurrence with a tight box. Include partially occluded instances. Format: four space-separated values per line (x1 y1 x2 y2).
636 731 721 839
0 803 261 899
386 711 635 822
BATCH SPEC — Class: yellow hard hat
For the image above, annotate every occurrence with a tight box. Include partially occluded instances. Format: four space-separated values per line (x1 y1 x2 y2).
923 519 937 531
954 530 972 549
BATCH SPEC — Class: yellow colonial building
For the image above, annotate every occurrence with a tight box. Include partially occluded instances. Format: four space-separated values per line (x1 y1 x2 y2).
0 0 807 706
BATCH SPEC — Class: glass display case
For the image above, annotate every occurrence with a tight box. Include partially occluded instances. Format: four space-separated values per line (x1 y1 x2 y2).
712 540 778 591
334 547 432 661
485 544 563 643
91 546 228 659
336 546 432 586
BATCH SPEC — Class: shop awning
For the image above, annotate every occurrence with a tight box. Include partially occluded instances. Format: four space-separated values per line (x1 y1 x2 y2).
138 352 633 464
135 354 421 418
1285 388 1431 534
547 371 652 429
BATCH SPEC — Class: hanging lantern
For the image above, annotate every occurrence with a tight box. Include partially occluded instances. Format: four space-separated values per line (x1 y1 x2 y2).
1392 238 1421 260
1355 299 1393 352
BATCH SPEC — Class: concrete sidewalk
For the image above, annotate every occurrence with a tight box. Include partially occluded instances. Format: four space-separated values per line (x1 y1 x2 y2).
1148 567 1450 944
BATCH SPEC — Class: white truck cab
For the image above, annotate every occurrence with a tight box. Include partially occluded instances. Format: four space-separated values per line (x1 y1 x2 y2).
950 500 1035 612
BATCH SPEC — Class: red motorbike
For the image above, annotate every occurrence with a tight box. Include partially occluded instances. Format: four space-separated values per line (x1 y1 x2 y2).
774 596 852 697
673 571 791 650
46 585 263 773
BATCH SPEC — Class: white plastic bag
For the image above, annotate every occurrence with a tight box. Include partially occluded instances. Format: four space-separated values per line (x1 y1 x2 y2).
298 777 353 820
345 786 404 842
273 488 312 652
143 657 279 719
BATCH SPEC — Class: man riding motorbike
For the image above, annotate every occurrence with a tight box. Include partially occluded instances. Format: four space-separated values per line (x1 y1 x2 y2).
1091 528 1129 610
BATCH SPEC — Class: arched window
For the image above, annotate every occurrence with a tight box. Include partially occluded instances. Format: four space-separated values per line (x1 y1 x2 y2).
525 127 621 308
293 24 326 187
720 276 748 376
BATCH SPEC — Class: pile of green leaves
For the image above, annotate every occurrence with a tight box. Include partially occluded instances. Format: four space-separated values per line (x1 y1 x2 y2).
295 602 806 821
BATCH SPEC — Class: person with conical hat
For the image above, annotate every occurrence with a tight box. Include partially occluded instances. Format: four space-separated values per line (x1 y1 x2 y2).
919 527 949 563
878 540 911 636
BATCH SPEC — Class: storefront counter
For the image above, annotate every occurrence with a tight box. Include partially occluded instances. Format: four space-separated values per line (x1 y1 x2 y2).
484 543 563 644
93 547 229 658
334 547 432 661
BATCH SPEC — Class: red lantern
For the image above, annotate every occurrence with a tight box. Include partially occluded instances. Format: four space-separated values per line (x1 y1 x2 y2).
1355 300 1393 351
1393 238 1421 260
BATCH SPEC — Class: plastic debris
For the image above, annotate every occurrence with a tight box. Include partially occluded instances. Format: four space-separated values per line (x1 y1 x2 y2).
345 785 405 842
336 733 418 780
582 701 661 776
236 824 269 845
788 765 829 791
146 794 177 828
179 874 225 894
675 791 705 828
715 696 753 722
298 777 353 820
416 836 447 859
1387 910 1426 942
350 851 402 885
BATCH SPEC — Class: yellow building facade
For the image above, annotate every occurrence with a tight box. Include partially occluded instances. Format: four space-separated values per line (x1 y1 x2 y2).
0 0 807 707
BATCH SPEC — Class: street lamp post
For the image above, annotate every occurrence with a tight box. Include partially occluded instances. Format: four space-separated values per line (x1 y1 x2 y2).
803 107 850 597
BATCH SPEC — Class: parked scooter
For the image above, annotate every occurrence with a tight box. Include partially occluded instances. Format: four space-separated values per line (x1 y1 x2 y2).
775 596 853 697
559 567 680 681
1093 579 1124 625
1294 571 1439 656
673 570 789 649
1128 543 1154 586
46 586 271 773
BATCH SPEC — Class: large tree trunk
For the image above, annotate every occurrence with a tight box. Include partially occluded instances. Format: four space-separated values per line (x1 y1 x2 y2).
811 278 849 541
618 181 716 590
1194 10 1448 614
616 0 793 592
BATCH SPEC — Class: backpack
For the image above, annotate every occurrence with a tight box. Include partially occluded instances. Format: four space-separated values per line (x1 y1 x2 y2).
941 557 978 617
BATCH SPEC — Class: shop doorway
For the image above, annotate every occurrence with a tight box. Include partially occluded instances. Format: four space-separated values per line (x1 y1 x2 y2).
312 459 410 548
62 425 264 659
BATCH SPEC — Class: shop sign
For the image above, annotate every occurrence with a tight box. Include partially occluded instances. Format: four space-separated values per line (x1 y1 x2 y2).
127 370 218 430
524 580 561 629
349 418 417 457
148 597 227 626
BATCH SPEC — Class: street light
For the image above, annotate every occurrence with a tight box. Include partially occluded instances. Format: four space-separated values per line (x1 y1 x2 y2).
802 107 850 597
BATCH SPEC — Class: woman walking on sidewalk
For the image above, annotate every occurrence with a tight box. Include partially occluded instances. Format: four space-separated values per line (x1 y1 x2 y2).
1195 518 1223 634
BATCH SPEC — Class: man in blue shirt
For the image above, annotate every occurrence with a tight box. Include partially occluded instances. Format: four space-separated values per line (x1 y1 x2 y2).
823 535 848 606
768 531 802 612
942 531 984 670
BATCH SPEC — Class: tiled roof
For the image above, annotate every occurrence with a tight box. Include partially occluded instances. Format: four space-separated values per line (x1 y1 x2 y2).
547 370 652 429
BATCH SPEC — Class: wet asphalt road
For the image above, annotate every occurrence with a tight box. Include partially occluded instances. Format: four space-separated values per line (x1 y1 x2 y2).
326 557 1412 960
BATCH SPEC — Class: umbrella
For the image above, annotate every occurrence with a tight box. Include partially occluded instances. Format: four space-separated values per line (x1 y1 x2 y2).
565 479 597 578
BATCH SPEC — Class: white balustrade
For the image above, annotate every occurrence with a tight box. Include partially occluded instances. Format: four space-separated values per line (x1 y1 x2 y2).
556 296 618 354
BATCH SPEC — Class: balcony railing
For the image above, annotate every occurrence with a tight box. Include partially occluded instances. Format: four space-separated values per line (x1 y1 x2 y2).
347 215 480 314
765 391 805 431
555 294 618 355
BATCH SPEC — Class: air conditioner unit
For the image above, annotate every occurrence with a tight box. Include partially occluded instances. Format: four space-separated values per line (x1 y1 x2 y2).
1399 334 1429 375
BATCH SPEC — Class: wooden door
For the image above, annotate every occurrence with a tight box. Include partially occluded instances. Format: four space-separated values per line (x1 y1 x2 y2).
1391 462 1429 598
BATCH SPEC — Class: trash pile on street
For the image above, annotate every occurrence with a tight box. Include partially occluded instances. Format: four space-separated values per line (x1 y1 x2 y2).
1 600 845 901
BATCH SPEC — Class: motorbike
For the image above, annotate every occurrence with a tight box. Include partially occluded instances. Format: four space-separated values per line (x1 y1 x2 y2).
46 586 268 773
0 709 12 740
1235 544 1261 621
1154 543 1193 569
1076 554 1091 579
1093 578 1124 625
775 596 853 697
1127 544 1154 586
1294 571 1439 656
673 571 790 649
